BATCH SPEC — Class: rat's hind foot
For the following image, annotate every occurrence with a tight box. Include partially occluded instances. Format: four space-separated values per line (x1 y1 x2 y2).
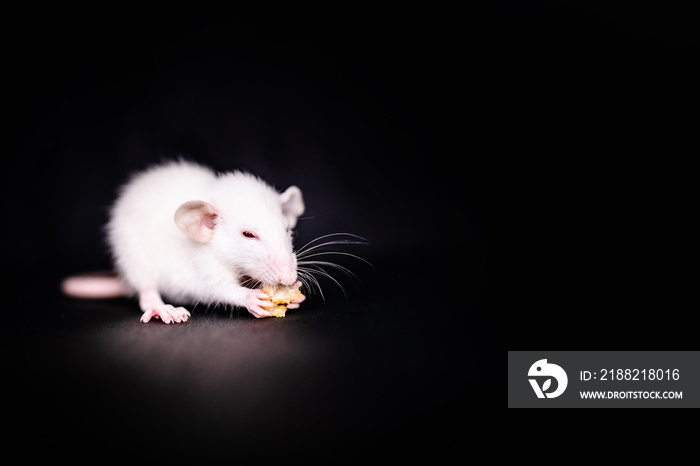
141 304 191 324
138 289 190 324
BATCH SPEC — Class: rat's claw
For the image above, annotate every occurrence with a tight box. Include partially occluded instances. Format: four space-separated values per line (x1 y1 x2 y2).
248 305 272 318
249 295 271 309
246 290 272 318
175 306 191 322
286 294 306 309
141 304 191 324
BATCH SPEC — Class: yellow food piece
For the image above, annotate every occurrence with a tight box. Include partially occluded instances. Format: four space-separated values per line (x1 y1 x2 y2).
261 285 304 318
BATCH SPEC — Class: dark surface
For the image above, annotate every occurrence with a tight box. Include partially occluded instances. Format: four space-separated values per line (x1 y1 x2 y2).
2 3 698 456
4 265 487 461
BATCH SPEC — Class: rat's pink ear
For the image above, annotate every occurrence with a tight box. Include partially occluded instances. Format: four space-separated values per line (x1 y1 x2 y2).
174 200 219 243
279 186 305 228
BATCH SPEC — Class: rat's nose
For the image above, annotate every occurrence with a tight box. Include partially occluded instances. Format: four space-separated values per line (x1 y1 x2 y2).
279 271 297 287
275 262 297 286
271 252 297 286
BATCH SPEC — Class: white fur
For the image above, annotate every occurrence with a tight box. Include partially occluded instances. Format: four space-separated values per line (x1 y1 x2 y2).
106 160 304 309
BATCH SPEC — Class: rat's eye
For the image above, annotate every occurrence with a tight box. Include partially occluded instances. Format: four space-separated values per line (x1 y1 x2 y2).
242 231 258 239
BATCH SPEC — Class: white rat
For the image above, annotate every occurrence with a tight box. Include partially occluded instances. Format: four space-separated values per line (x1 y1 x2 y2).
61 160 306 323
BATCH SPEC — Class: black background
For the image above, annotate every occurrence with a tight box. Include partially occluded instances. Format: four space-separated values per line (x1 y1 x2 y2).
502 2 697 350
1 1 698 457
4 8 478 282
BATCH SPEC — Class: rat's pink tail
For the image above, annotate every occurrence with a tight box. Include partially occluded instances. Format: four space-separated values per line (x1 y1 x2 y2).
61 272 130 299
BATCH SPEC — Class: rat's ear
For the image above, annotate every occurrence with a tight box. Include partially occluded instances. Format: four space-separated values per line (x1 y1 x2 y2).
279 186 305 228
174 200 219 243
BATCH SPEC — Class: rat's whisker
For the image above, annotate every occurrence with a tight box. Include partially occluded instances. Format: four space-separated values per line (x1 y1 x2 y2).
293 232 370 304
296 270 311 292
296 251 372 266
302 266 348 299
295 233 368 255
297 267 325 304
239 275 263 290
305 271 324 300
296 241 369 259
298 260 360 281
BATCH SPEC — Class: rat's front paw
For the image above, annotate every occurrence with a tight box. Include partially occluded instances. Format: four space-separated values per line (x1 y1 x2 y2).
285 281 304 309
285 293 306 309
245 289 272 318
287 281 305 309
141 304 191 324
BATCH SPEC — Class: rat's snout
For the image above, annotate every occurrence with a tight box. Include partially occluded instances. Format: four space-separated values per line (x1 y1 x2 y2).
262 236 298 286
267 254 297 286
278 263 298 286
280 273 297 287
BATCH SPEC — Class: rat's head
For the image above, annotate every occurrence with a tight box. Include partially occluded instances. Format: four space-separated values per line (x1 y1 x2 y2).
174 172 305 286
